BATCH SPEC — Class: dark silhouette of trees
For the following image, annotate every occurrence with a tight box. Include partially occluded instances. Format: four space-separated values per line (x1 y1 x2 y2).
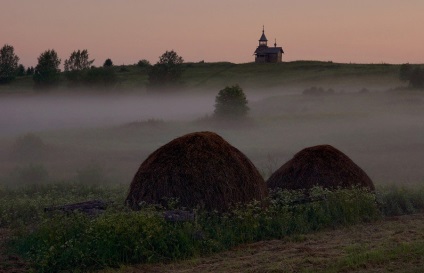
409 67 424 89
399 63 413 82
26 66 35 76
33 49 61 89
16 64 26 77
64 49 94 72
399 64 424 89
64 49 94 85
148 50 184 89
137 59 151 68
214 84 249 118
0 44 20 84
103 58 113 67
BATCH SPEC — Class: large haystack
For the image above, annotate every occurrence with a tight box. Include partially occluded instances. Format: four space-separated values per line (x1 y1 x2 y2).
267 145 375 191
126 131 267 211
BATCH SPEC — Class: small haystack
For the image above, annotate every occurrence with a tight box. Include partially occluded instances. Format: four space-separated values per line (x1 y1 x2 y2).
267 145 375 191
126 131 267 211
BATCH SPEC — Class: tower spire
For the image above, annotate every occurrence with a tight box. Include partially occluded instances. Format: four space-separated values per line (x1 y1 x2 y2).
274 38 277 47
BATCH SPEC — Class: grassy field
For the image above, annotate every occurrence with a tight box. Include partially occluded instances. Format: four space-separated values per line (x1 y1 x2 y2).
0 61 403 93
0 61 423 272
97 213 424 273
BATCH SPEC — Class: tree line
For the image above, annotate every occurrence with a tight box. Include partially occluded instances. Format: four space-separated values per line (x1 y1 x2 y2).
0 44 185 90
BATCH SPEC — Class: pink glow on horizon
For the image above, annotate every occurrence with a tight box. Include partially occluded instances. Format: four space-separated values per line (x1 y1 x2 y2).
1 0 424 68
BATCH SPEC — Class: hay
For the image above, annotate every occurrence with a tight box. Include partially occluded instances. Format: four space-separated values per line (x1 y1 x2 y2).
267 145 375 191
126 131 267 211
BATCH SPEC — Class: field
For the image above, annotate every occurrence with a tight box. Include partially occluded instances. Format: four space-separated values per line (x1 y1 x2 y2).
0 61 423 272
97 213 424 273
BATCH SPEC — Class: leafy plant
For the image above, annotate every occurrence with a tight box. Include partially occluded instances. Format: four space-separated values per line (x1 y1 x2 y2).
0 44 20 84
214 84 249 119
33 49 61 89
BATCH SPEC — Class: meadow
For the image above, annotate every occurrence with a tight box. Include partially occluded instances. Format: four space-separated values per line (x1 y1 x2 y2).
0 61 423 272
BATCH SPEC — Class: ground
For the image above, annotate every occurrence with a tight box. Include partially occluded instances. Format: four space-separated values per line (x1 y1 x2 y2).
97 213 424 273
0 229 29 273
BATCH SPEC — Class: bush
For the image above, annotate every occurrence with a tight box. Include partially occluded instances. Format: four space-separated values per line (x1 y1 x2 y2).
103 58 113 67
82 67 118 88
11 133 48 161
214 84 249 119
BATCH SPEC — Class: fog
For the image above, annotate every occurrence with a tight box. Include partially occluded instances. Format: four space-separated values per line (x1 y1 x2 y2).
0 94 215 136
1 89 423 188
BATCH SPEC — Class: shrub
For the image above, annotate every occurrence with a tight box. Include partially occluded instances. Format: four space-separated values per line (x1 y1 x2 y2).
82 67 117 88
103 58 113 67
214 84 249 119
11 133 48 161
13 186 382 272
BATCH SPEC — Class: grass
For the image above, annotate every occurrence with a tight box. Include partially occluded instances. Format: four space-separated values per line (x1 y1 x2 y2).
3 184 423 272
0 61 402 93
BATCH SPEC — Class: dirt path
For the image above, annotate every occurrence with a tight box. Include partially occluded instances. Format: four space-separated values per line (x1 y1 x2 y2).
98 213 424 273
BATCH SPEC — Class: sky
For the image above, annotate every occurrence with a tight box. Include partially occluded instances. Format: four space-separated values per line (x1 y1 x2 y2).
1 0 424 67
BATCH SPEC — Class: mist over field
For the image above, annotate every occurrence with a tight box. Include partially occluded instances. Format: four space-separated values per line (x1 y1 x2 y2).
0 86 423 187
0 93 215 136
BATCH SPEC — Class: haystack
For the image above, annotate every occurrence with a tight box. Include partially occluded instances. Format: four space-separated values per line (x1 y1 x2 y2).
267 145 375 191
126 131 267 211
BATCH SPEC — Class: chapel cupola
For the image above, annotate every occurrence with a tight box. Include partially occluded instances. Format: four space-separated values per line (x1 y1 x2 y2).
259 26 268 46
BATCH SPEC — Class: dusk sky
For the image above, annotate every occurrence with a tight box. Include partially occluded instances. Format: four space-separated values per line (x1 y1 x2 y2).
2 0 423 67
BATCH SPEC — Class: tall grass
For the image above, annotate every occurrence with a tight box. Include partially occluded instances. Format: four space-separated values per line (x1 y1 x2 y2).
10 187 383 272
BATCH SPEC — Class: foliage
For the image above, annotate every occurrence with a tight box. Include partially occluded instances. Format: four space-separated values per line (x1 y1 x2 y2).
399 63 413 82
214 84 249 118
82 67 118 88
64 49 94 72
409 67 424 89
148 50 184 89
26 66 34 76
137 59 151 68
378 185 424 216
9 186 389 272
0 183 126 227
16 64 26 77
103 58 113 67
0 44 20 84
399 63 424 89
64 49 95 85
33 49 61 89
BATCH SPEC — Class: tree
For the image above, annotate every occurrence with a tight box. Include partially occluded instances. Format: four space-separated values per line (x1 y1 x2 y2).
0 44 20 84
16 64 26 77
64 49 94 72
399 63 413 82
103 58 113 67
399 64 424 90
33 49 61 88
137 59 151 68
148 50 184 89
26 66 35 76
409 67 424 89
214 84 249 118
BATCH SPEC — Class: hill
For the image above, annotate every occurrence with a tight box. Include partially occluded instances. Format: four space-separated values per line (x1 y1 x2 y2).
0 61 403 93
